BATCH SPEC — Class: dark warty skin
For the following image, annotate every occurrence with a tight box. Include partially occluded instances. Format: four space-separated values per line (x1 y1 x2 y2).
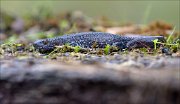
33 32 165 53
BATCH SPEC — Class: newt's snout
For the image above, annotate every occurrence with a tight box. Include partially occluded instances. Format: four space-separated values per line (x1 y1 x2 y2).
33 39 55 53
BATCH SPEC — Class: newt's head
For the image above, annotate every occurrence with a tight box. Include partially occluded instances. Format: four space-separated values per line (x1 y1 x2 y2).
33 39 57 53
126 36 165 49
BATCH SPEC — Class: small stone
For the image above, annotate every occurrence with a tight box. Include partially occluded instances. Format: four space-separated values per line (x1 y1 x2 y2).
63 52 70 57
147 58 166 69
119 60 144 68
84 54 91 58
138 59 152 67
113 54 121 60
162 48 172 55
109 60 124 64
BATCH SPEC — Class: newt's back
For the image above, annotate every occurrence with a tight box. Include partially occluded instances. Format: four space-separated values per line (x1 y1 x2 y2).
33 32 165 53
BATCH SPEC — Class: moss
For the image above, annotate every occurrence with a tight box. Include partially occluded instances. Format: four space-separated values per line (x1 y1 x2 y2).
74 46 81 53
104 44 110 55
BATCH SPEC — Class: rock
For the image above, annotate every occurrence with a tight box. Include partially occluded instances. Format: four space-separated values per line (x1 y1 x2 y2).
147 58 166 69
162 47 172 55
11 18 24 33
0 59 179 104
119 60 144 68
147 57 180 69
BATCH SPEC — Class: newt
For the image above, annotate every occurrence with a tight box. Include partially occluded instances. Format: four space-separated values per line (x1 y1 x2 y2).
33 32 165 53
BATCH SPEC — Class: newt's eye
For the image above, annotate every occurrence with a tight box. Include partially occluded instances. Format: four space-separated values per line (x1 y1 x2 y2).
42 40 48 45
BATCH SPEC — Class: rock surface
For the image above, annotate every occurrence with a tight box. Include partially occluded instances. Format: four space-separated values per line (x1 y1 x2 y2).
0 57 179 104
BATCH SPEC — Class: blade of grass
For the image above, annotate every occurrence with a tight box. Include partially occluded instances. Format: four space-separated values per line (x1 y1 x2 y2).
142 3 152 24
104 44 110 55
167 26 176 43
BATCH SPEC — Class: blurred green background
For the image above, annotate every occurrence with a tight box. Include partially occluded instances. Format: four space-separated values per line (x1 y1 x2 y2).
1 0 179 30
